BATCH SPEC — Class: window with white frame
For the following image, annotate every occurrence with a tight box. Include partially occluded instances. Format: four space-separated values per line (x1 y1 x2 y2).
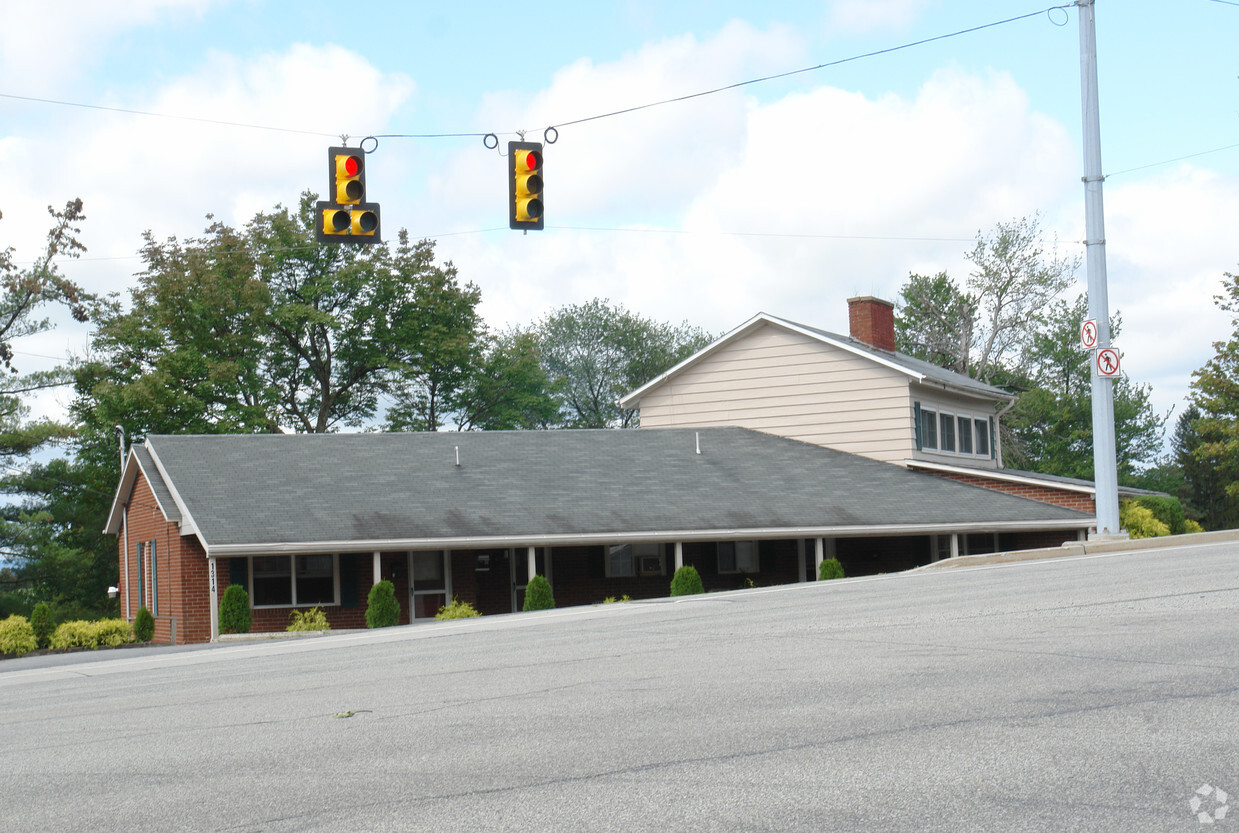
251 554 339 607
916 402 994 459
607 543 664 578
939 411 956 452
718 541 758 574
919 406 938 450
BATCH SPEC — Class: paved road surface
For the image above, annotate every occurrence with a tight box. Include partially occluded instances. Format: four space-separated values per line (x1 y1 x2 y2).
1 541 1236 832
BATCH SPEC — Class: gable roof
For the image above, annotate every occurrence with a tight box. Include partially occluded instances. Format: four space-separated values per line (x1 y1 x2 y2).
108 428 1090 556
619 312 1013 408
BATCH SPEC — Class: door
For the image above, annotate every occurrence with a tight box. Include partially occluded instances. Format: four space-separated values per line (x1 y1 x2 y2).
410 551 449 619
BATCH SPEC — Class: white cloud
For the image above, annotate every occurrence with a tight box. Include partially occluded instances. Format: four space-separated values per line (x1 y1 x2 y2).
825 0 936 34
0 0 224 94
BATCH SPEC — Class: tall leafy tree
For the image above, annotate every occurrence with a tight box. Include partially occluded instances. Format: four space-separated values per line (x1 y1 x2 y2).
534 299 713 428
448 330 559 431
0 199 100 615
1189 265 1239 528
895 215 1077 384
1000 295 1164 481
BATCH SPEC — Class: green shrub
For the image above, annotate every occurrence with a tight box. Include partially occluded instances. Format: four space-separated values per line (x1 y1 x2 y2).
435 598 481 619
1185 518 1205 534
219 584 252 634
29 601 54 649
1121 500 1170 539
522 574 555 611
0 615 39 657
287 607 331 632
602 595 632 604
365 580 400 628
669 565 704 596
818 557 845 580
1134 495 1187 535
133 606 155 642
49 619 133 650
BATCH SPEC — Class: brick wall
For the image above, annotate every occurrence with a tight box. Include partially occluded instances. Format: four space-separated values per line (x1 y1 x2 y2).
926 470 1097 514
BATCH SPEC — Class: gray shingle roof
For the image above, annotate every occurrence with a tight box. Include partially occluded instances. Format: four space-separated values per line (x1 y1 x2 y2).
142 428 1090 554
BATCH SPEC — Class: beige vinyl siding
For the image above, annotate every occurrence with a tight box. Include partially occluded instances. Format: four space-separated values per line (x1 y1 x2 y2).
638 324 915 462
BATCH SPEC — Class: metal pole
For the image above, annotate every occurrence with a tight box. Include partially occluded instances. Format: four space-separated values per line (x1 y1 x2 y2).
1077 0 1122 537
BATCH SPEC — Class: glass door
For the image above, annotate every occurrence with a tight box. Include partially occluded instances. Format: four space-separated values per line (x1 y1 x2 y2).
411 551 448 619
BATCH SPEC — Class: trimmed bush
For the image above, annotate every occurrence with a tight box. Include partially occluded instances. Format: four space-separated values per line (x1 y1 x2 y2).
0 615 39 657
287 607 330 632
219 584 252 634
133 606 155 642
366 580 399 629
669 565 704 596
49 619 133 650
523 574 555 611
818 557 845 580
1134 495 1187 535
1121 500 1170 539
436 598 481 619
29 602 54 649
1185 518 1205 534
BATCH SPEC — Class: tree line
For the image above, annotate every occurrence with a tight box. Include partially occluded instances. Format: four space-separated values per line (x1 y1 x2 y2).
0 201 1235 622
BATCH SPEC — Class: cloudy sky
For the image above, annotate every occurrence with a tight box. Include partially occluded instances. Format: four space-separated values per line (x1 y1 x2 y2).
2 0 1237 439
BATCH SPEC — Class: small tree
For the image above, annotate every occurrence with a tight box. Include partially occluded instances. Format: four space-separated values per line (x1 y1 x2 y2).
218 584 252 634
29 601 54 648
366 580 399 628
818 558 845 581
133 605 155 642
669 565 704 596
523 574 555 611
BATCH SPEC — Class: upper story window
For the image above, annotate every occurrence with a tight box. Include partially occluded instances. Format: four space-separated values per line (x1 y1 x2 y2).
916 402 993 460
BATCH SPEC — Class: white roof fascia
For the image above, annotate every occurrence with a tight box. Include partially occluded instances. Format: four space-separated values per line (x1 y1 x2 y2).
618 313 774 408
103 449 143 534
144 439 204 542
203 517 1093 558
906 460 1097 495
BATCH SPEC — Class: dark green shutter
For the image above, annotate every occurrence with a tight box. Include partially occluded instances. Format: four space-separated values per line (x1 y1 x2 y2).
989 416 996 459
340 554 360 608
229 557 248 592
913 402 923 451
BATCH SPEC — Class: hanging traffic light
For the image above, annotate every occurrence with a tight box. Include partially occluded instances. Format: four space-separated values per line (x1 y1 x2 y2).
508 141 544 231
315 146 381 244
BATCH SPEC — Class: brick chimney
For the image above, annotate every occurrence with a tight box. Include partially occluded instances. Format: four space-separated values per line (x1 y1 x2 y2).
847 296 895 352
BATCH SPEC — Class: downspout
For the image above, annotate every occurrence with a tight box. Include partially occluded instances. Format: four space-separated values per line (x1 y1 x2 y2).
116 426 129 620
994 399 1016 469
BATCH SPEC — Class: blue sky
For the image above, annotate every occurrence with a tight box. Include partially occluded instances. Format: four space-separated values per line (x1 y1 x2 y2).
1 0 1237 437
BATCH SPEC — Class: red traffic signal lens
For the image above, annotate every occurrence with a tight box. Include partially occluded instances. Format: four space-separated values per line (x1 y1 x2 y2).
517 149 541 172
344 155 361 177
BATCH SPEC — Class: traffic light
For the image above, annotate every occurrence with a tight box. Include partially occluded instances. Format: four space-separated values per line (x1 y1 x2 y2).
508 141 544 230
315 146 381 244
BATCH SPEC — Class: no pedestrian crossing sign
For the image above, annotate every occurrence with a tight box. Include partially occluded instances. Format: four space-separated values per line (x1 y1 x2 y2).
1096 347 1120 377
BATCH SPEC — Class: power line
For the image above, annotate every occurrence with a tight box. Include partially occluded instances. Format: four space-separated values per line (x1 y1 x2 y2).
1108 141 1239 177
2 5 1072 145
542 5 1072 134
0 92 339 138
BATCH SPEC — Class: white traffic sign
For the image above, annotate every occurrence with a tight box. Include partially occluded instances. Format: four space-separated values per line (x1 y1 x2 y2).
1096 347 1120 377
1080 319 1099 349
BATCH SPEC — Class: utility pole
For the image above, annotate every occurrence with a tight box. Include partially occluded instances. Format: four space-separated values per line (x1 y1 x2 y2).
1077 0 1123 537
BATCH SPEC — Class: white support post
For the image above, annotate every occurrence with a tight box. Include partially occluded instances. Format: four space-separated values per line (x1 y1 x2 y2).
372 551 381 585
814 538 825 578
208 556 219 643
796 539 807 583
527 546 537 582
950 534 960 560
674 541 684 571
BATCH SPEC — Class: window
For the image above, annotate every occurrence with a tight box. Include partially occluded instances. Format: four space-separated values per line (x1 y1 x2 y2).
251 555 339 607
957 415 973 454
939 412 956 452
718 541 758 574
607 544 635 578
920 407 938 450
295 555 335 605
975 419 991 457
607 544 663 577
